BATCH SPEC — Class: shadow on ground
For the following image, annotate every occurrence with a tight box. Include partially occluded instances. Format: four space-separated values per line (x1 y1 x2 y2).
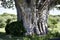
0 32 60 40
0 32 24 40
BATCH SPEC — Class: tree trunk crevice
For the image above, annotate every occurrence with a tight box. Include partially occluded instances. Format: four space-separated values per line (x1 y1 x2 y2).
14 0 49 35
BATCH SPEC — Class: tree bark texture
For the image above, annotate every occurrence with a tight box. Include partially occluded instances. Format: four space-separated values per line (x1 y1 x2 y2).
14 0 50 35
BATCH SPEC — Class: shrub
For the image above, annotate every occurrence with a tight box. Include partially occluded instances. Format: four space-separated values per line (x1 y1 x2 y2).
0 13 17 28
0 22 6 28
0 17 6 28
5 20 26 36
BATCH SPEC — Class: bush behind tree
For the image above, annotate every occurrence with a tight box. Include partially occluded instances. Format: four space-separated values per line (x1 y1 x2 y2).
5 20 26 36
0 13 17 28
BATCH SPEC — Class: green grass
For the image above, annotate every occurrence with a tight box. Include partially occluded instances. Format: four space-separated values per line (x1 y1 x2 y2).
0 27 60 40
0 28 50 40
0 28 5 32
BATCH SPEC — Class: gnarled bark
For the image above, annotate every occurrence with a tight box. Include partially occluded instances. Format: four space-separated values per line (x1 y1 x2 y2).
37 0 49 35
14 0 50 35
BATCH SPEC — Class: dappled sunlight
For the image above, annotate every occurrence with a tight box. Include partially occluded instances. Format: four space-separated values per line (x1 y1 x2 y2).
0 27 5 33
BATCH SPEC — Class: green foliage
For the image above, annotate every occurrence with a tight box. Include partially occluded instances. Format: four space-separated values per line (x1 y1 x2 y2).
5 20 26 36
0 16 6 28
0 22 6 28
48 15 59 28
0 13 17 28
47 15 60 39
6 19 11 24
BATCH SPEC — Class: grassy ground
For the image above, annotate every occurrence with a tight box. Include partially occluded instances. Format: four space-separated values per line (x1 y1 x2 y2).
0 28 49 40
0 28 60 40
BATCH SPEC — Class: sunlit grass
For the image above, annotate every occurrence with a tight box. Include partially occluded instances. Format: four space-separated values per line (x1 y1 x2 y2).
0 27 5 33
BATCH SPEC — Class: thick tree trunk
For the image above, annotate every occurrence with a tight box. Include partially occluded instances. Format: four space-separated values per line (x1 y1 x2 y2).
14 0 34 35
31 0 40 35
14 0 49 35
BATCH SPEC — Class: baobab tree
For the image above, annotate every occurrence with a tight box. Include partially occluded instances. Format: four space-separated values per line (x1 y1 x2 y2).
0 0 60 35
